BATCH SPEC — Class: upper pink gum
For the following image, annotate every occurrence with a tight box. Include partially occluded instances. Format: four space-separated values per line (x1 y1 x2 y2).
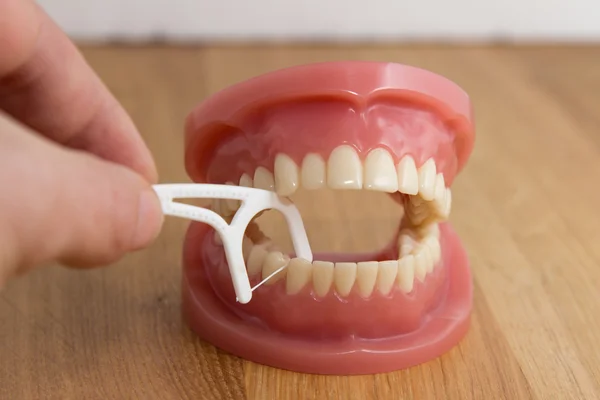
185 61 475 187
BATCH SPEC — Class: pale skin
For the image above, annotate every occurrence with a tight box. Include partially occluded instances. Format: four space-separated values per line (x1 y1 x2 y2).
0 0 164 286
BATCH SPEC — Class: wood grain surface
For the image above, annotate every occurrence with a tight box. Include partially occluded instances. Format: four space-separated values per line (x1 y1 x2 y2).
2 44 600 400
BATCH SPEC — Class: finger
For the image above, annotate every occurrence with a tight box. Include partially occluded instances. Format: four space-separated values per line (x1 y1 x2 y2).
0 112 164 284
0 0 157 183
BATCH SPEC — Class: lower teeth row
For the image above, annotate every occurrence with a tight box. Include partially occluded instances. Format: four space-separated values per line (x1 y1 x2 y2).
213 224 441 298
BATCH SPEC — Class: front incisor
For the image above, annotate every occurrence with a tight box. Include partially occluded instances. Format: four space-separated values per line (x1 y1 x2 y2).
327 145 363 189
356 261 379 298
301 153 326 190
364 148 398 192
334 262 357 297
312 261 334 297
274 153 299 196
286 258 313 295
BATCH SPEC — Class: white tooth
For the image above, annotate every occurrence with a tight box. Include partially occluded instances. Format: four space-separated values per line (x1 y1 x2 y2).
254 167 275 191
444 188 452 216
312 261 334 297
301 153 326 190
364 148 398 193
356 261 379 298
418 158 436 201
274 153 299 196
429 223 440 239
212 198 231 217
377 261 398 296
262 251 289 285
414 246 430 281
433 174 446 214
242 236 253 261
396 156 419 195
397 255 415 293
426 236 442 266
334 262 357 297
224 181 239 211
327 145 362 189
239 173 253 188
399 232 418 257
246 241 271 277
423 246 434 273
286 258 313 295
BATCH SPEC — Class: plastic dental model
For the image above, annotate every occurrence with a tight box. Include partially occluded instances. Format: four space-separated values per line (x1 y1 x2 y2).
181 61 475 375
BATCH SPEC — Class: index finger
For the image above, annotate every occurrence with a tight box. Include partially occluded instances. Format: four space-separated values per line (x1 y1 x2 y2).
0 0 158 183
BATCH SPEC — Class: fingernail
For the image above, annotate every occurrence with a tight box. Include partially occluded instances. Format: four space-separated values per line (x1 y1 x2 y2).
132 189 164 250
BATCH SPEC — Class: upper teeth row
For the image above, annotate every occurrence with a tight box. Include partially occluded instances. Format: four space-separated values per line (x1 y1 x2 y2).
217 145 451 221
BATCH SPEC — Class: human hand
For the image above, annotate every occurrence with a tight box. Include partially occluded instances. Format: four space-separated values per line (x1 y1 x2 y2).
0 0 164 286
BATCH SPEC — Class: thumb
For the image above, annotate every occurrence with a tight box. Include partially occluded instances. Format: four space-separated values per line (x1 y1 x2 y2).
0 113 164 281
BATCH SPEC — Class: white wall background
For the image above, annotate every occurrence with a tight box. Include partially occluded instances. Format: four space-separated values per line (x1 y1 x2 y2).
38 0 600 42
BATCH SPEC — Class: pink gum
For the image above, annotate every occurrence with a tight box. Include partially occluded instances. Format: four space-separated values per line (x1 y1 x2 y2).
181 222 472 375
185 61 475 187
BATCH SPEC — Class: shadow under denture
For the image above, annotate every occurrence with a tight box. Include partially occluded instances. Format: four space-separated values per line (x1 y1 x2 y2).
182 221 471 375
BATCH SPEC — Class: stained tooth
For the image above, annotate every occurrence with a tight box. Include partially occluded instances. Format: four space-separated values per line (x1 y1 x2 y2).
364 148 398 193
301 153 326 190
254 167 275 191
356 261 378 298
246 241 271 276
239 173 253 188
274 153 299 196
418 158 436 201
414 247 430 281
396 156 419 195
286 258 313 295
224 181 239 211
433 174 446 213
262 251 289 285
377 261 398 295
397 255 415 293
312 261 334 297
242 236 253 260
334 262 357 297
327 145 362 189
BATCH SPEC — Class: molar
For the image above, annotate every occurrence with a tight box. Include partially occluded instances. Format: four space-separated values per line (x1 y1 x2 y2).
334 262 357 297
327 145 362 189
286 258 313 295
274 153 299 196
254 166 275 191
301 153 326 190
396 156 419 195
418 158 436 201
364 148 398 193
356 261 378 298
312 261 334 297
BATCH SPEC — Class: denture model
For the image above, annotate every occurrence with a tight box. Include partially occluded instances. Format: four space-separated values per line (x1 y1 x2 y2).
181 61 475 375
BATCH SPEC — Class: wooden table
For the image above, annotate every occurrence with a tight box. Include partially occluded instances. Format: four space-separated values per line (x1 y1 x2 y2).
2 44 599 399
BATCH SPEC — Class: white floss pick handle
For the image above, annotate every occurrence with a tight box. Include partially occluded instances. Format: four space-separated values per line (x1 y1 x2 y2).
152 184 313 304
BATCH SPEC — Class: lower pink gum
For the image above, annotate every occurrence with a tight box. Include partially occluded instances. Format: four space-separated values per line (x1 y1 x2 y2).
202 241 447 339
182 222 472 375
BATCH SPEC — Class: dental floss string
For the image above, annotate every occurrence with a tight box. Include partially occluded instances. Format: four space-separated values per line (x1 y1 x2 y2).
152 184 313 304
